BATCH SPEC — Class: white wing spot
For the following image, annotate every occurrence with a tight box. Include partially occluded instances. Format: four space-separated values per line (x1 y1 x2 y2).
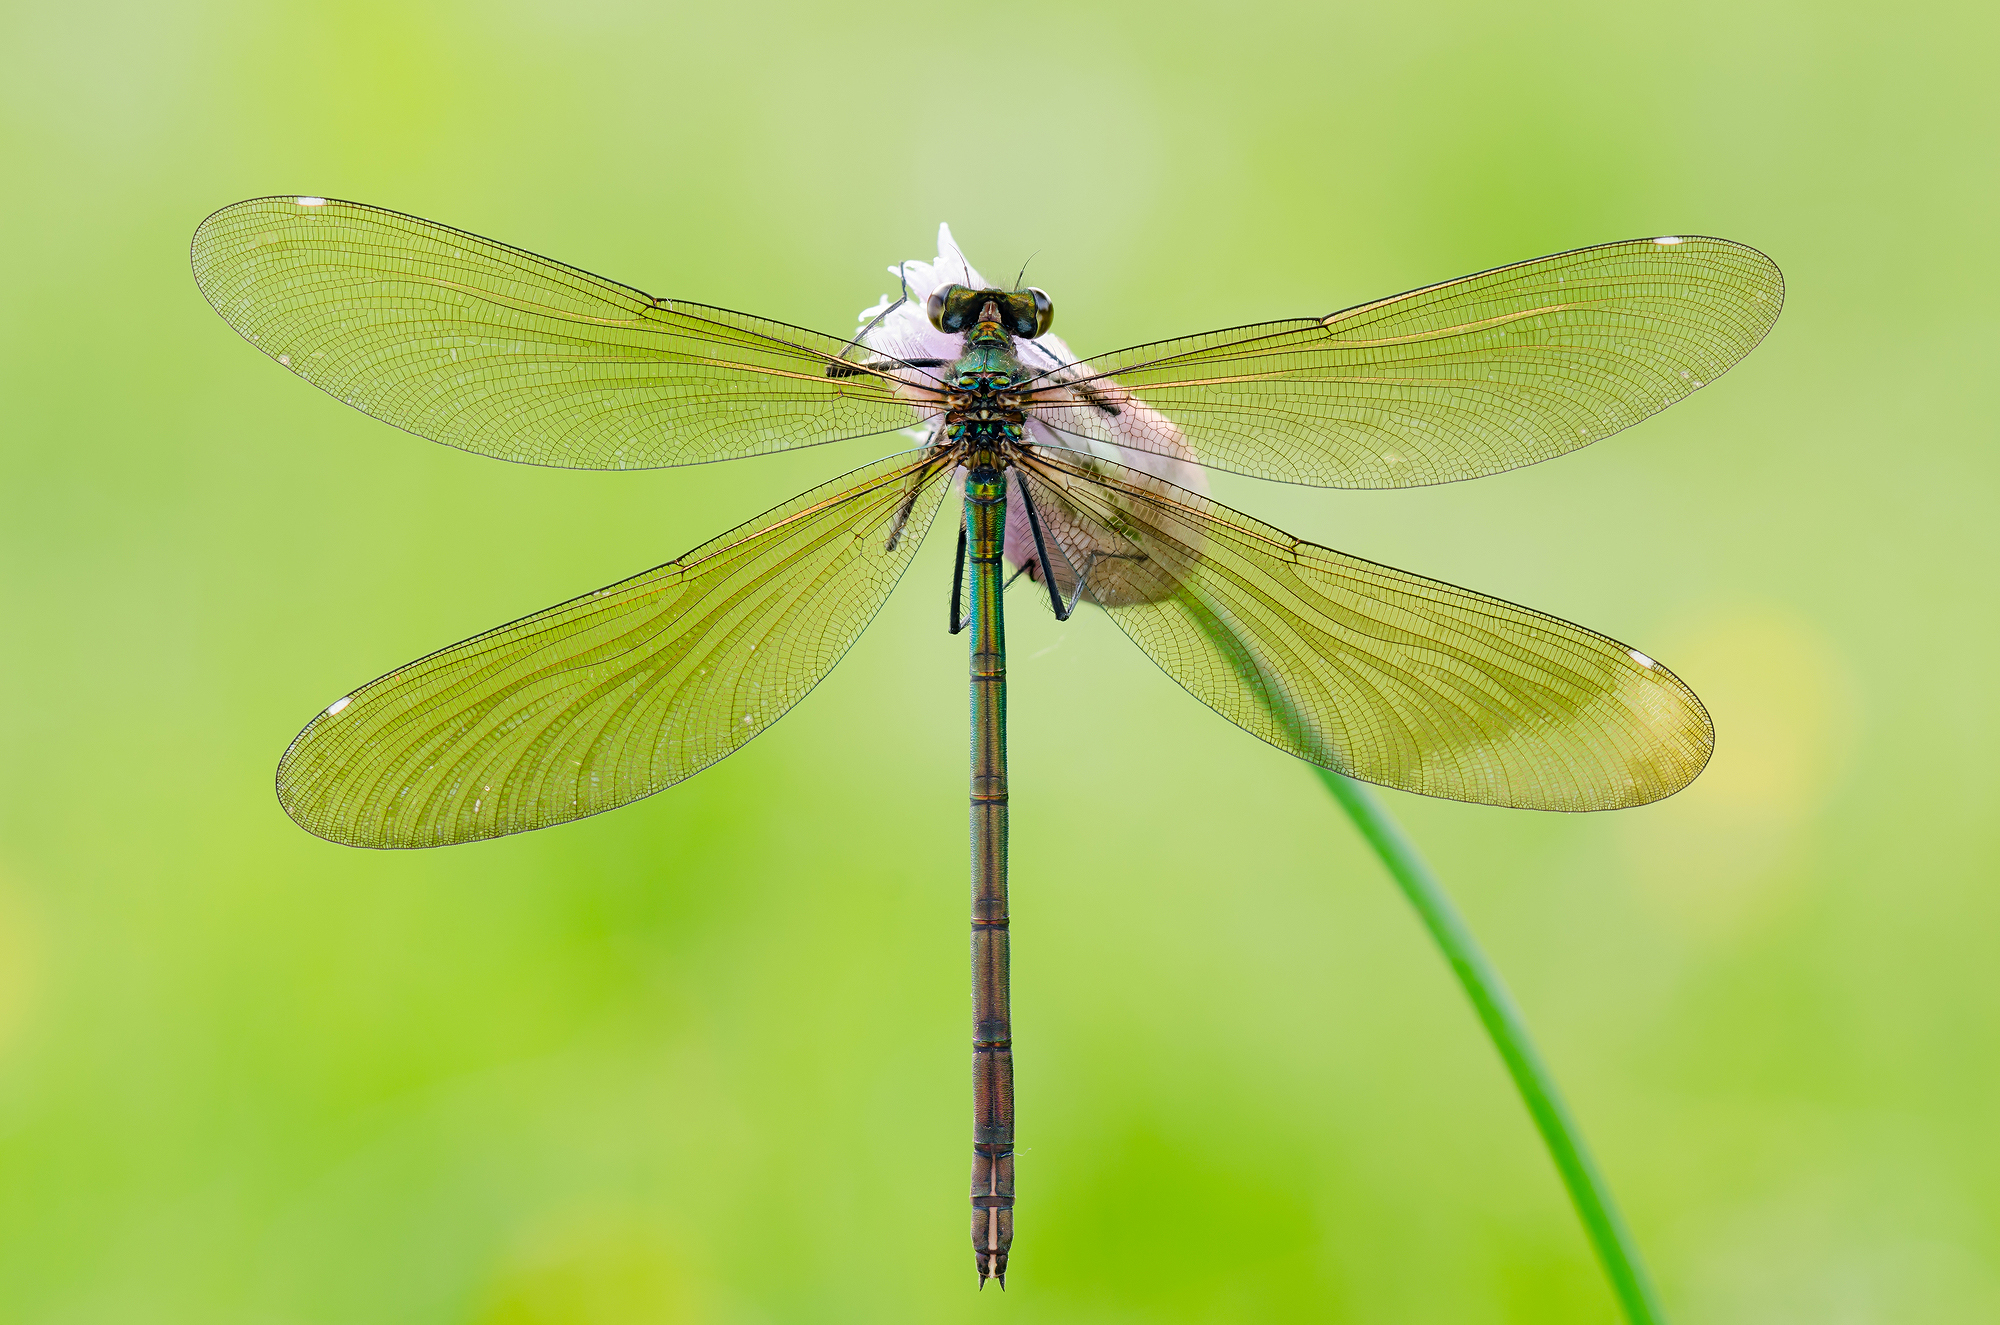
278 354 291 367
326 696 352 715
1629 650 1656 668
296 196 328 207
1652 236 1684 245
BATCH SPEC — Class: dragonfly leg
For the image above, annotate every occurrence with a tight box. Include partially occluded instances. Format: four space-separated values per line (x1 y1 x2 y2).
1068 548 1147 611
1015 473 1075 621
885 453 949 553
1013 464 1145 617
826 266 915 373
825 354 947 379
827 261 932 375
949 514 970 634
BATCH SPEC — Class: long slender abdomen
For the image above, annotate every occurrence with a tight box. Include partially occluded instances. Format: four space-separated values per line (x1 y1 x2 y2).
964 457 1014 1286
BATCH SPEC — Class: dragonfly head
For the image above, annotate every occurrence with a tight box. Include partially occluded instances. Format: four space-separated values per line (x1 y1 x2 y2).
926 284 1053 340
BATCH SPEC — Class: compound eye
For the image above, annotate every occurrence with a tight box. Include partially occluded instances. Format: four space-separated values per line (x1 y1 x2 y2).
1027 287 1054 338
926 285 965 332
1001 295 1036 338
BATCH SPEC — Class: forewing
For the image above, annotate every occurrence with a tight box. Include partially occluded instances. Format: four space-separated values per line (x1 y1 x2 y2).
192 197 941 469
1023 237 1781 488
1018 449 1711 810
279 450 953 847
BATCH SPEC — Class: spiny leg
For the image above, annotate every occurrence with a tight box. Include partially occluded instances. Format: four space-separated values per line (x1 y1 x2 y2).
1014 470 1146 620
1015 474 1079 621
949 512 970 635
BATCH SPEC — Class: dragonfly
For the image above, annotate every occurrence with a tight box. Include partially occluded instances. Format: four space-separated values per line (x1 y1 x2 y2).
191 198 1781 1286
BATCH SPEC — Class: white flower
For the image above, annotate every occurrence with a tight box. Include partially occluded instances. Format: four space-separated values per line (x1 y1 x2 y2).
861 225 1211 594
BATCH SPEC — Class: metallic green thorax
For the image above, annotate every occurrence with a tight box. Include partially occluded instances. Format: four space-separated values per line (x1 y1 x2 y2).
942 294 1033 449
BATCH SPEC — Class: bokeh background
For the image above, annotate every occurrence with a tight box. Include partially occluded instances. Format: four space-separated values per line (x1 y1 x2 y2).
2 0 1994 1320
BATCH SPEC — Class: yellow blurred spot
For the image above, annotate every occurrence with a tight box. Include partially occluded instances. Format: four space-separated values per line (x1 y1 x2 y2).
1621 608 1858 940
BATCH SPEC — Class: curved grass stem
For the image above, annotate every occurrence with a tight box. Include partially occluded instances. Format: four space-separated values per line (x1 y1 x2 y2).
1173 589 1664 1318
1312 769 1666 1324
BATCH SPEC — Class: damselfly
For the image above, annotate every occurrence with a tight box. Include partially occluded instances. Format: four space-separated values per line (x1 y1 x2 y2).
191 199 1781 1285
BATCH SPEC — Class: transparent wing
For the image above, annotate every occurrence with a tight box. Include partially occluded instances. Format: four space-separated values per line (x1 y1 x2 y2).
1021 236 1781 488
278 450 954 847
192 197 942 470
1016 448 1711 810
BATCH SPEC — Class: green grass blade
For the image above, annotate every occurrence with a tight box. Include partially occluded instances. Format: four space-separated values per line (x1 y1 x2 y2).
1168 585 1666 1320
1312 769 1667 1325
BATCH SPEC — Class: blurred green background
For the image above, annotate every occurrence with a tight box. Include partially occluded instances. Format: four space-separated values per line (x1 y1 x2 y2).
2 0 1994 1319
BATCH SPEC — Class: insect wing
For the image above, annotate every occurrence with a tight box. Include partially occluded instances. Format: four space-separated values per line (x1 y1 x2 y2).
1018 449 1712 810
1024 236 1781 488
279 450 954 847
192 197 940 470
